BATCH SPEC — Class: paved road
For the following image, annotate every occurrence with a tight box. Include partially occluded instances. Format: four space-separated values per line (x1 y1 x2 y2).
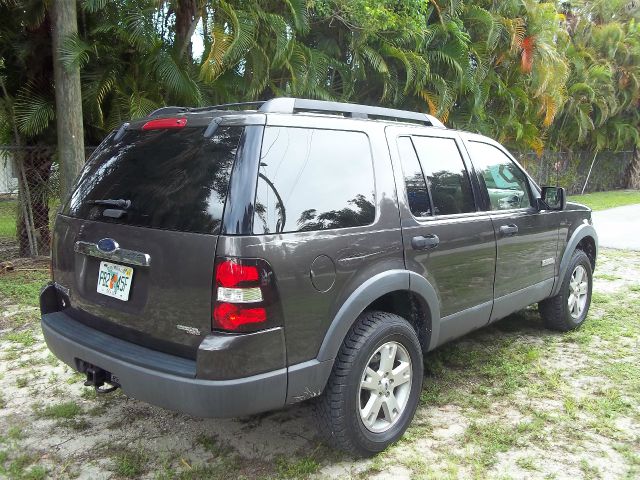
591 204 640 250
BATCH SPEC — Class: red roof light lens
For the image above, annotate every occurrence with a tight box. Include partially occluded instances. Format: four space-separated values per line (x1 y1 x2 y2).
142 118 187 131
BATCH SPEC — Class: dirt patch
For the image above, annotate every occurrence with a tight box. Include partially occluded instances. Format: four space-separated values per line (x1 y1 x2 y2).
0 249 639 479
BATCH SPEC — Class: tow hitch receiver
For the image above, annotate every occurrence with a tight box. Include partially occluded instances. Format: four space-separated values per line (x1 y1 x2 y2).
80 361 120 394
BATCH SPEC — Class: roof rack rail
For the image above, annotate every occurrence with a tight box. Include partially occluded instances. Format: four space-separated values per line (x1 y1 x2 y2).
148 106 189 117
148 101 267 117
189 101 266 112
259 97 445 128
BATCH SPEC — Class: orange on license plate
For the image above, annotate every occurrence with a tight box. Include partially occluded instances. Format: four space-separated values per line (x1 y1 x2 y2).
97 261 133 301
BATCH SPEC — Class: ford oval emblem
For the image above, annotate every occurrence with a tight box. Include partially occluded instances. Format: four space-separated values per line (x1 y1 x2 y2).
97 238 118 253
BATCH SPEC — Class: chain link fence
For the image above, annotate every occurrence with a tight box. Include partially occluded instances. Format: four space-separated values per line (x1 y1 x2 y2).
514 150 635 194
0 146 95 262
0 146 636 261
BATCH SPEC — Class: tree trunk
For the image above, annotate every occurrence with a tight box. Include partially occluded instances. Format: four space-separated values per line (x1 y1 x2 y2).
626 144 640 190
174 0 200 58
52 0 85 197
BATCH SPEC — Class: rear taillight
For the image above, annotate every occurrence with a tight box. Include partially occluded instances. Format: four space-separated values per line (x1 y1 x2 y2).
212 258 280 332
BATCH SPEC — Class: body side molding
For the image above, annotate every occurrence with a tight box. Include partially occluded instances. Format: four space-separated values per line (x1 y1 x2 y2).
551 223 598 297
316 270 441 362
407 271 441 351
298 270 440 401
316 269 409 362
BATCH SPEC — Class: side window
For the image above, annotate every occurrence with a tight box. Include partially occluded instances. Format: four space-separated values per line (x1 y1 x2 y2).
411 136 475 215
253 127 375 234
397 136 431 217
466 141 532 211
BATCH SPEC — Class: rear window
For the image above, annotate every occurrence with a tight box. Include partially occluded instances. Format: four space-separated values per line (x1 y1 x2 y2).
252 127 375 234
64 126 244 234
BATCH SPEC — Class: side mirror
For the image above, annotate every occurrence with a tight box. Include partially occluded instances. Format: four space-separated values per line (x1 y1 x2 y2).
540 186 566 211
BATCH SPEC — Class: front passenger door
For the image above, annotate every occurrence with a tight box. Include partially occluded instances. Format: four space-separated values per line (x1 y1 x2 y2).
464 138 560 321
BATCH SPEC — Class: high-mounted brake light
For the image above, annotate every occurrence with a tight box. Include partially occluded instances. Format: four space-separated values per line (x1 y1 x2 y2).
212 258 280 333
141 118 187 130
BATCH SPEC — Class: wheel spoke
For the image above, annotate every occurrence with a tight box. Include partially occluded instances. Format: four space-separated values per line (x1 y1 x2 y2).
391 362 411 386
361 367 381 391
575 267 584 283
381 393 399 423
379 343 397 374
361 393 383 428
568 294 576 310
578 281 588 295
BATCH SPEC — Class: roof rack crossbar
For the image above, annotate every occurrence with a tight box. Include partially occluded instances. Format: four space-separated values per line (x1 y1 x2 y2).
148 101 267 117
190 101 267 112
148 106 189 117
259 97 445 128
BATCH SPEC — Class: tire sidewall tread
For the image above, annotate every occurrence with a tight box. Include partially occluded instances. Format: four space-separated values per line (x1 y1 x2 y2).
314 311 424 456
540 249 593 331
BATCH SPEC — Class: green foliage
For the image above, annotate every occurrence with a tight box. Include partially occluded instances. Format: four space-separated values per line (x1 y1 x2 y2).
0 0 638 152
0 269 50 305
36 401 82 420
276 455 321 479
0 200 17 238
113 448 148 478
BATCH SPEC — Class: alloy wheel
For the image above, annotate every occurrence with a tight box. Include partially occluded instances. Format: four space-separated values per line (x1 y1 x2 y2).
568 264 589 319
358 341 412 433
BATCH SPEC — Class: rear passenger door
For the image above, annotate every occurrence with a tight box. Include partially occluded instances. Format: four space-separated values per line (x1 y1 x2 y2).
219 118 404 368
463 137 559 321
387 127 496 347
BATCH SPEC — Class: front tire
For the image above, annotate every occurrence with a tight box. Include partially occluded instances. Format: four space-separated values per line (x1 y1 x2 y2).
314 311 423 456
539 249 593 331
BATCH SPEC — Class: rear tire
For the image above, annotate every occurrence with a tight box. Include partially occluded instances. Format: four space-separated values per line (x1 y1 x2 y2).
539 249 593 331
313 311 423 456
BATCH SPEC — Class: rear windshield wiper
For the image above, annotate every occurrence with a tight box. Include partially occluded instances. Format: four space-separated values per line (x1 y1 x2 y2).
88 199 132 210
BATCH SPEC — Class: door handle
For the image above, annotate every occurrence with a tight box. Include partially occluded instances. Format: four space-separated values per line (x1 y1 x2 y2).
499 224 519 237
411 234 440 250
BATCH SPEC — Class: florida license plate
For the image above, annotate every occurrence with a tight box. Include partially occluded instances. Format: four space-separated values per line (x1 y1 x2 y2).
97 261 134 301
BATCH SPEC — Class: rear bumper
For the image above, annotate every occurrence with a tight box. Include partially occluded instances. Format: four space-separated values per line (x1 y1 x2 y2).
41 310 287 418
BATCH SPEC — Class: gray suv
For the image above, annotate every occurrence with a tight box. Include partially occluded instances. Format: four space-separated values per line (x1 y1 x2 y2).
40 98 597 455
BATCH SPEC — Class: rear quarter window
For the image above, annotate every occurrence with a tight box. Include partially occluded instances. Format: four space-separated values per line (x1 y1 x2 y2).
253 127 375 234
64 126 244 234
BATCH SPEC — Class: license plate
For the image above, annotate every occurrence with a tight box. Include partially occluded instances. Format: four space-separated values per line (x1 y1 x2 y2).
97 261 134 301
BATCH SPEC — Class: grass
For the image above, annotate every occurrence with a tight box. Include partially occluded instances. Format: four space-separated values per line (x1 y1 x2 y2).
276 456 321 479
36 401 82 420
0 249 639 479
4 330 36 347
569 189 640 210
113 447 148 478
0 270 50 306
0 199 16 239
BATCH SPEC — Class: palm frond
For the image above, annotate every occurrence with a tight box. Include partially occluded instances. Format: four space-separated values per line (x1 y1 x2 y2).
60 33 92 70
14 85 54 137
